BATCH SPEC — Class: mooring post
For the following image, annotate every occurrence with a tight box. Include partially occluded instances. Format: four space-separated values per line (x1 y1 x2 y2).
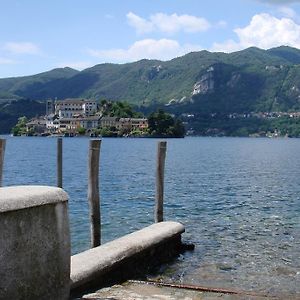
57 137 63 188
88 139 101 247
0 139 6 187
155 141 167 223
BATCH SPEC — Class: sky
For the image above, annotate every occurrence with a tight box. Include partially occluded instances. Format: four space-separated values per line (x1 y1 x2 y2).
1 0 300 78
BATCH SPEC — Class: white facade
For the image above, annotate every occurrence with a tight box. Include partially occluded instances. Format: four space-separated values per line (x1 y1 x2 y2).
46 116 60 132
45 116 100 133
55 99 98 118
55 100 84 118
82 101 97 116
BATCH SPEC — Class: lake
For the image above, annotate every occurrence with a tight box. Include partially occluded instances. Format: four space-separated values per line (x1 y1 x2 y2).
1 135 299 297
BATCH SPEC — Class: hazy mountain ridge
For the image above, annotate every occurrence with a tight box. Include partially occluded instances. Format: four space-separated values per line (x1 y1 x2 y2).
1 46 300 114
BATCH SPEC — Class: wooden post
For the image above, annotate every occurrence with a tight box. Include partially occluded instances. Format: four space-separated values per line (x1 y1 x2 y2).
0 139 6 187
88 139 101 247
57 138 63 188
155 141 167 223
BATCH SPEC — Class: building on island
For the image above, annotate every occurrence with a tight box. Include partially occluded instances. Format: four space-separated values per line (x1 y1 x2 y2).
26 98 148 136
26 118 47 134
55 98 98 118
79 116 101 130
46 100 55 115
47 116 101 133
129 118 148 130
100 117 148 131
100 117 118 128
45 114 60 133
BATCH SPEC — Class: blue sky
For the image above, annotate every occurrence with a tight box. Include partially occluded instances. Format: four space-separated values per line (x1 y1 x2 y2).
1 0 300 78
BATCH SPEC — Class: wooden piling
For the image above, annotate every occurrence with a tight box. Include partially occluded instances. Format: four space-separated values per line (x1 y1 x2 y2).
57 138 63 188
88 139 101 247
0 139 6 187
155 141 167 223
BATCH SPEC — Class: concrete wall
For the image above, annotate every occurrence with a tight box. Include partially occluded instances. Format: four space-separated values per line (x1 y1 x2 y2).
0 186 70 300
71 221 185 297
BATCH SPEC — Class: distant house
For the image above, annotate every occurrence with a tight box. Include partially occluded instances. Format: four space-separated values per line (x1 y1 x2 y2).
100 117 118 128
116 118 131 131
41 98 148 135
82 101 98 116
100 117 148 131
130 118 148 130
45 114 59 133
58 118 79 133
44 98 100 133
49 116 100 133
55 98 98 118
79 116 101 131
26 118 47 134
55 99 84 118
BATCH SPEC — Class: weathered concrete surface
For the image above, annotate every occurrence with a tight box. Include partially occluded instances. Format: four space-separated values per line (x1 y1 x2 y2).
71 221 185 296
0 186 70 300
0 185 68 212
81 281 270 300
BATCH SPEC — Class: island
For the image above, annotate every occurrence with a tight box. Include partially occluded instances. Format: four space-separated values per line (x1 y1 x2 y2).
11 98 185 138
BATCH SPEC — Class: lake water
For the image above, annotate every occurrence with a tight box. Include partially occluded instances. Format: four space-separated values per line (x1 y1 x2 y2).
1 136 299 298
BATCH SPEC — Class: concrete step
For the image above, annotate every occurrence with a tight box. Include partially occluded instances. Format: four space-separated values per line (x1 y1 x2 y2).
71 221 185 297
80 281 269 300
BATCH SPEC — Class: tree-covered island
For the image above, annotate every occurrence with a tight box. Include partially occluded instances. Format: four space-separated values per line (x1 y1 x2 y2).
11 98 185 138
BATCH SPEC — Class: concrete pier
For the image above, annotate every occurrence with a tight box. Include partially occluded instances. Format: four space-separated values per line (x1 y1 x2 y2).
0 185 186 299
0 186 70 300
71 221 185 296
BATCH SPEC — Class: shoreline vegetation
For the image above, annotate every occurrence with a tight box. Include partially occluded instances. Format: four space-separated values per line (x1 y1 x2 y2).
5 98 300 139
180 112 300 138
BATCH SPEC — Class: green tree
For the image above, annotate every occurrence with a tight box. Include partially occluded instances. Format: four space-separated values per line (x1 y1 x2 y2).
77 126 86 135
172 119 186 137
99 127 117 137
101 101 144 118
11 116 28 136
148 109 185 137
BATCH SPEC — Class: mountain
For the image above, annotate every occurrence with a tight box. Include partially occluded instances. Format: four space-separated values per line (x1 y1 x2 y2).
0 99 45 133
1 46 300 116
0 67 79 101
267 46 300 64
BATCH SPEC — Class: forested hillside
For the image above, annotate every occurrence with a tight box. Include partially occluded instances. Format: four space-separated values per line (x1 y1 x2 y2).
2 46 300 135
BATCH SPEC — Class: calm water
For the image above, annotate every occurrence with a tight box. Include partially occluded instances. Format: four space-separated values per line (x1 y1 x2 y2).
1 136 300 297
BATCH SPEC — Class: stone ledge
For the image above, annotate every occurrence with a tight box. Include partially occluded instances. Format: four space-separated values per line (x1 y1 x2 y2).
70 221 185 294
0 185 68 212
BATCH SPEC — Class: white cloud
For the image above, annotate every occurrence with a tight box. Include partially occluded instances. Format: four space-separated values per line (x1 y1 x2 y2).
88 39 202 62
3 42 41 55
127 12 210 35
151 13 210 33
236 13 300 48
212 13 300 52
127 12 153 34
56 61 93 70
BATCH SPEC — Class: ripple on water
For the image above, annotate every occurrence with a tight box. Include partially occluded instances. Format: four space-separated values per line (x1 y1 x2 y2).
2 136 300 297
